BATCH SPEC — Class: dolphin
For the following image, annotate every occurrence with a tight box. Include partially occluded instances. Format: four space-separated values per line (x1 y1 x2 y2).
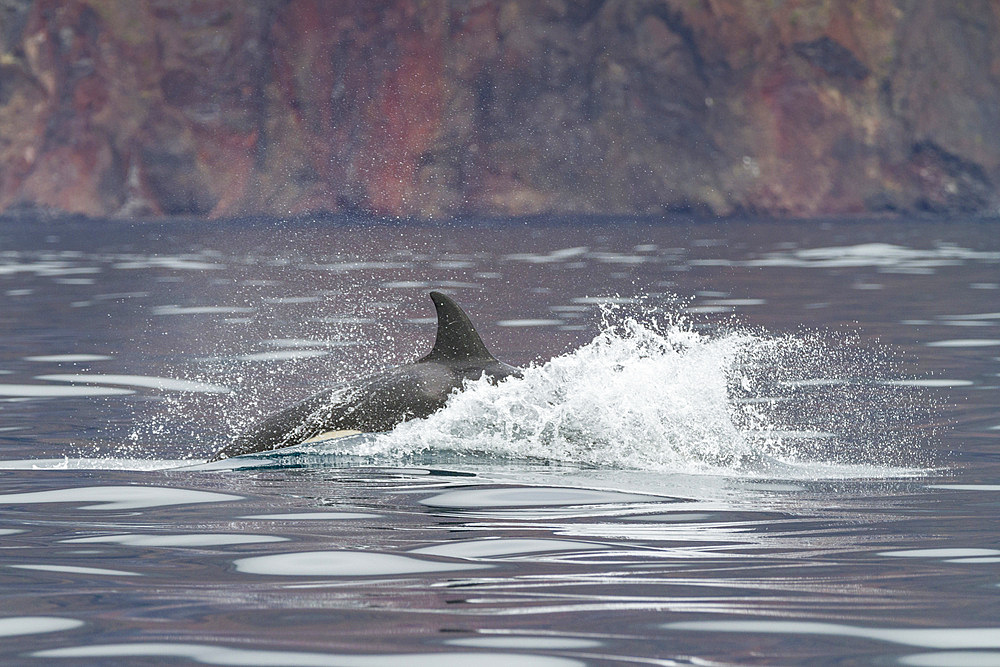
211 291 520 460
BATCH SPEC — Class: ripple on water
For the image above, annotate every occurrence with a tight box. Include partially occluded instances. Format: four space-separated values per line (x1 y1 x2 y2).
0 616 83 637
410 538 611 558
900 652 1000 667
925 339 1000 348
420 487 662 509
445 636 602 650
264 338 360 349
0 485 242 510
152 305 255 316
33 644 584 667
495 319 564 327
234 350 329 362
880 548 1000 563
0 458 188 471
23 354 113 362
240 512 380 520
233 551 491 576
61 534 287 547
36 374 230 393
10 564 142 577
0 383 133 397
885 379 975 388
664 620 1000 649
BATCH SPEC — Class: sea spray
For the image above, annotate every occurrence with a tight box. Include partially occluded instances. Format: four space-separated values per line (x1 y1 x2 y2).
340 304 937 476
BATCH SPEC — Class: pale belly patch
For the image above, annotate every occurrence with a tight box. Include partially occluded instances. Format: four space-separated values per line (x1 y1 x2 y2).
301 430 364 444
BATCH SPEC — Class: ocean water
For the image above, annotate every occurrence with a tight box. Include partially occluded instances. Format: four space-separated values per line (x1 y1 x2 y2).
1 215 998 665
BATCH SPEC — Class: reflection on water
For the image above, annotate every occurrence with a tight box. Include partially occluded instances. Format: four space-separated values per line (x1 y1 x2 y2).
666 620 1000 648
35 642 588 667
0 485 242 509
233 550 491 576
0 617 84 638
1 215 999 664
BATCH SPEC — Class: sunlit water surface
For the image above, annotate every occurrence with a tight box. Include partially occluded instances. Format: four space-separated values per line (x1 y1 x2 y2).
2 215 999 665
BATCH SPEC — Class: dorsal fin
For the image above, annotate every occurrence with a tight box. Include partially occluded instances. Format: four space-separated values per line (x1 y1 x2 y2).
420 291 495 362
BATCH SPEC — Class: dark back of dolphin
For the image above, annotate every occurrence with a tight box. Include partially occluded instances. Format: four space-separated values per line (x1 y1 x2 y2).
210 292 518 460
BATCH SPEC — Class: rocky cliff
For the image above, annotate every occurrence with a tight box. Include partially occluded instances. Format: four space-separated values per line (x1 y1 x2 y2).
0 0 997 220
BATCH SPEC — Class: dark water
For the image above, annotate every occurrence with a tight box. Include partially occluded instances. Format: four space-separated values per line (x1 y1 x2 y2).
1 215 999 665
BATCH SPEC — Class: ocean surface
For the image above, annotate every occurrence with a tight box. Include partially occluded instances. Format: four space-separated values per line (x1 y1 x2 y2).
1 214 998 665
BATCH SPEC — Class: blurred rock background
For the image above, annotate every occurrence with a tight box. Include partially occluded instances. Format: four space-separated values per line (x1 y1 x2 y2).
0 0 997 220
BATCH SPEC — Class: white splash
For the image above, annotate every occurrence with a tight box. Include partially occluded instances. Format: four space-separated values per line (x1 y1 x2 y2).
373 316 762 471
305 307 931 478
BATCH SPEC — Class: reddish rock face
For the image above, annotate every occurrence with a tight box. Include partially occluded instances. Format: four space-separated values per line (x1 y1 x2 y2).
0 0 997 220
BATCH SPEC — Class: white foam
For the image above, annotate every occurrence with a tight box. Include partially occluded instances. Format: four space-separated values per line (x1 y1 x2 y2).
372 316 761 473
368 312 838 475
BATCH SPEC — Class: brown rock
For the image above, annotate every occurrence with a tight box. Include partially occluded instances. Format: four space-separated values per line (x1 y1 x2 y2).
0 0 996 220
